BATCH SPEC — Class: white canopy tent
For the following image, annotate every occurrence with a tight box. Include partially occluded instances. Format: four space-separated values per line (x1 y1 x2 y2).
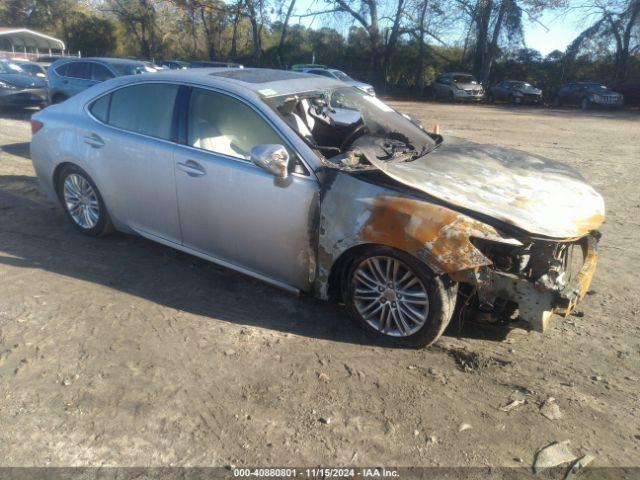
0 28 79 60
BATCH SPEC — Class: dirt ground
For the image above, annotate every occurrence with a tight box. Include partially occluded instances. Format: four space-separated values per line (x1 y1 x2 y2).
0 101 639 470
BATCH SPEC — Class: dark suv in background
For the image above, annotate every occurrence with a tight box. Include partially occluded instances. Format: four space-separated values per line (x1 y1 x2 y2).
554 82 624 110
47 58 154 104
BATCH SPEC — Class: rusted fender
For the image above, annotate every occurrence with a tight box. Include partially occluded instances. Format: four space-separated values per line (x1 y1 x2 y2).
315 172 509 298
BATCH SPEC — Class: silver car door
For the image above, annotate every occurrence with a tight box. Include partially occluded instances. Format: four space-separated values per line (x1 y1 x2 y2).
174 87 320 291
81 82 182 243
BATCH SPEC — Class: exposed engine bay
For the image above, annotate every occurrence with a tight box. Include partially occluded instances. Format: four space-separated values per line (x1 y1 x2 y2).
267 88 442 170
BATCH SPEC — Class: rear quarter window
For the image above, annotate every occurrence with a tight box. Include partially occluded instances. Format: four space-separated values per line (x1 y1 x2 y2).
89 94 111 123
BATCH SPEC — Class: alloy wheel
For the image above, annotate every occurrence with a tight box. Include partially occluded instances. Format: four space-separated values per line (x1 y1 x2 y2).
351 256 430 337
63 173 100 229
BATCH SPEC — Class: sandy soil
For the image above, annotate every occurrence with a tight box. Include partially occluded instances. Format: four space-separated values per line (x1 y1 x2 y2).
0 101 638 470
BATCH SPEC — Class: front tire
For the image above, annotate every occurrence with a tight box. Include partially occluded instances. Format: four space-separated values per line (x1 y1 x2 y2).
342 246 457 348
57 164 113 237
581 97 591 110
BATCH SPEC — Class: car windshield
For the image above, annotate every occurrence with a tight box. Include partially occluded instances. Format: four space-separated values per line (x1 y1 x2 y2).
110 62 146 76
265 86 436 168
332 70 353 82
511 81 531 88
452 74 477 84
585 84 607 90
0 61 25 75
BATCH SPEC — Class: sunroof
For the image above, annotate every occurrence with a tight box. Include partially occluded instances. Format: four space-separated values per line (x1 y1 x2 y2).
209 69 308 84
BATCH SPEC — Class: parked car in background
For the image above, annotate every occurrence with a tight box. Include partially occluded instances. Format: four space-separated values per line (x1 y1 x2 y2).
47 57 153 104
432 73 484 102
554 82 624 110
11 60 47 80
0 59 48 109
31 68 604 347
291 65 375 96
160 60 189 70
189 60 243 68
488 80 542 105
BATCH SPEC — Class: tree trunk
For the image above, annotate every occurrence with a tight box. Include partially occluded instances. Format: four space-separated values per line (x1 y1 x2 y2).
415 0 429 95
277 0 296 67
245 0 262 64
230 2 241 59
472 0 492 77
383 0 406 88
480 0 506 86
615 0 640 83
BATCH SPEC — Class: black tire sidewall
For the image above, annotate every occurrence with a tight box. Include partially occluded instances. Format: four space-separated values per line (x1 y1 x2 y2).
57 164 112 237
342 246 456 348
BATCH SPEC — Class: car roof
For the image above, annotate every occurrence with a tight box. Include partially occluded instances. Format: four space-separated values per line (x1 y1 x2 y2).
130 67 345 97
53 57 145 66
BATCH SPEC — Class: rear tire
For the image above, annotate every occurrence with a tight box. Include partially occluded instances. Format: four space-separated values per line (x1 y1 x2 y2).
57 164 113 237
342 246 457 348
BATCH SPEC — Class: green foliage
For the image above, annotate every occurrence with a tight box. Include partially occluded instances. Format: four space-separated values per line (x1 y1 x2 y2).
66 14 117 57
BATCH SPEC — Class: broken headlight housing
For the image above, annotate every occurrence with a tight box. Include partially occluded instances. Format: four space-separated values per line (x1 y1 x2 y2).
470 237 527 274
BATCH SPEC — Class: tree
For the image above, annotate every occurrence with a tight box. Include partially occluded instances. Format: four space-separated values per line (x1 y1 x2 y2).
567 0 640 84
66 13 117 56
105 0 160 58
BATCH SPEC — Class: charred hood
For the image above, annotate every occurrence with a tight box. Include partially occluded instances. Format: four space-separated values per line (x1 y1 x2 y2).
359 136 605 239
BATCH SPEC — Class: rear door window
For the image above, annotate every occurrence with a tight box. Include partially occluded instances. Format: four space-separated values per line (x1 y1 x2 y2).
90 63 114 82
55 63 70 76
107 83 179 140
67 62 89 79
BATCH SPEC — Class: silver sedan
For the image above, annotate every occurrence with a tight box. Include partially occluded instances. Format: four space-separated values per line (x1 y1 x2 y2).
31 68 604 347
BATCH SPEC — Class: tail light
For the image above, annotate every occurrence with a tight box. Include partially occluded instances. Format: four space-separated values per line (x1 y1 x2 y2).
31 119 43 135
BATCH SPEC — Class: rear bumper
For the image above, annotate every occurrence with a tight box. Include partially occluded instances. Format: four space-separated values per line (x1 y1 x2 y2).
475 234 598 332
0 88 48 107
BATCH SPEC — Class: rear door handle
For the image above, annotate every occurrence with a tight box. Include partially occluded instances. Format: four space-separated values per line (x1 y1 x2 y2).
84 134 105 148
176 160 206 177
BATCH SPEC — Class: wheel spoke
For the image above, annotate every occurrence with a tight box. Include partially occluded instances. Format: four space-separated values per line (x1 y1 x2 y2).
392 308 410 335
355 269 380 290
369 258 387 284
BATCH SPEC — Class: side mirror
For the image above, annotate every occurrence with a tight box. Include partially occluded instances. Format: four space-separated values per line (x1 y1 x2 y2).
250 144 290 179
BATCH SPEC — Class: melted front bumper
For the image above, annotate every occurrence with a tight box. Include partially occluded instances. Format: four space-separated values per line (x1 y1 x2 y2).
475 234 598 332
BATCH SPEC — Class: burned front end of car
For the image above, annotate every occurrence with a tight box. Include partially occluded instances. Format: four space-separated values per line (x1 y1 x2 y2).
261 82 604 334
462 231 600 331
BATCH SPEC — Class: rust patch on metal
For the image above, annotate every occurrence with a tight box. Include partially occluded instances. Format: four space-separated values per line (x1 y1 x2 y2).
573 213 605 237
361 196 498 273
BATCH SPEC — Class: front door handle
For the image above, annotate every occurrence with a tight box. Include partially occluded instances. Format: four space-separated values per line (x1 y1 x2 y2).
84 134 105 148
176 160 206 177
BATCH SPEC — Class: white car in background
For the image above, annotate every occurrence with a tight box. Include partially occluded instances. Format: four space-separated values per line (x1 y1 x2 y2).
292 64 375 96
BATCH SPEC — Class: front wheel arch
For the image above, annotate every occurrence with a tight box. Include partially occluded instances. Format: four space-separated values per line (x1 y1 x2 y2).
327 242 457 300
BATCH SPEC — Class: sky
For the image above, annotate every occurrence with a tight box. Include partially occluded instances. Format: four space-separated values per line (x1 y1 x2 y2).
290 1 585 56
522 11 583 55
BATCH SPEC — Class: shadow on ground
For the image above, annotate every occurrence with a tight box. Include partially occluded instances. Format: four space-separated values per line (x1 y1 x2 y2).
0 142 30 160
0 174 512 347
